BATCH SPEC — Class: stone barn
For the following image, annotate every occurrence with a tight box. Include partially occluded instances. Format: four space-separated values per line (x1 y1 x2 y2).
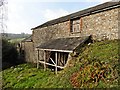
21 1 119 73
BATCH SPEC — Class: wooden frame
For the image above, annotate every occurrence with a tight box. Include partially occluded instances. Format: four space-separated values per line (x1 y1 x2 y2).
70 18 82 33
55 52 57 74
44 50 46 71
37 50 66 74
38 61 64 69
37 50 39 69
39 48 72 53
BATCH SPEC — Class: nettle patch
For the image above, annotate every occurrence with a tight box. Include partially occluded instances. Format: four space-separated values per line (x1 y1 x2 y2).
70 40 119 88
70 59 118 88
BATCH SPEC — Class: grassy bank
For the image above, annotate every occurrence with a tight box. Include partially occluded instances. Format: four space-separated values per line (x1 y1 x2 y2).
2 40 119 88
9 38 25 43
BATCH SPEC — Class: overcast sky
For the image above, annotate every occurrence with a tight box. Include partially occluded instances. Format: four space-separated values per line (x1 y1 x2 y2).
6 0 112 34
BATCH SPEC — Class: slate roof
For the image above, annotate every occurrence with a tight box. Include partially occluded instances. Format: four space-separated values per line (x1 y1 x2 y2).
22 35 32 42
32 1 120 30
36 36 90 52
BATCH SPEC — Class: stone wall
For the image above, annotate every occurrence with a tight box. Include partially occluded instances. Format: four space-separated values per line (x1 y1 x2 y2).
23 42 35 63
30 7 119 62
69 8 119 40
32 21 70 60
82 8 119 41
32 21 70 47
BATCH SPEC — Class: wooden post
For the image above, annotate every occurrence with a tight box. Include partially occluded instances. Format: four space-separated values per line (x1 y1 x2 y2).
37 50 39 69
58 52 60 66
64 54 66 65
44 50 46 71
55 52 57 74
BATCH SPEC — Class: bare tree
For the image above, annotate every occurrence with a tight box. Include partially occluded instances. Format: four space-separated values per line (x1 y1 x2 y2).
0 0 8 38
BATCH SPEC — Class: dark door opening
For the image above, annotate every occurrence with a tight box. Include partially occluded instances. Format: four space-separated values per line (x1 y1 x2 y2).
47 51 69 71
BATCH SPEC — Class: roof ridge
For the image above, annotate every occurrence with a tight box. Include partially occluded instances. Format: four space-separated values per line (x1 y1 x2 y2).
31 1 120 30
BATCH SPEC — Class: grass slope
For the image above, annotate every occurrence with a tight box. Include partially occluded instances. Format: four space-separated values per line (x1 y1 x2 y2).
2 40 119 88
9 38 25 43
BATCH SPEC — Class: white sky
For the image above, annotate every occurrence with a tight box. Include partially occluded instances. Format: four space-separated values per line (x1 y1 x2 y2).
4 0 115 34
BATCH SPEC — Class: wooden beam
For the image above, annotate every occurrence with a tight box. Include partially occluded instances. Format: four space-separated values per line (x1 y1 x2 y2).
58 52 60 66
39 61 64 69
37 50 39 69
55 52 57 74
44 50 46 71
50 58 56 65
38 48 73 53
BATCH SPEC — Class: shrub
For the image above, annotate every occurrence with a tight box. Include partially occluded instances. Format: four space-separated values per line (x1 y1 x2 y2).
2 39 18 65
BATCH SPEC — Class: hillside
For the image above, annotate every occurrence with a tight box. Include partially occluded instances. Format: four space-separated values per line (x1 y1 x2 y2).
1 33 31 39
2 40 119 88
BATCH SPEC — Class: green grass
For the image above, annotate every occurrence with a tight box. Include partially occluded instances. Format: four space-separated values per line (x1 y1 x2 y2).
2 40 119 88
9 38 25 43
2 64 55 88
